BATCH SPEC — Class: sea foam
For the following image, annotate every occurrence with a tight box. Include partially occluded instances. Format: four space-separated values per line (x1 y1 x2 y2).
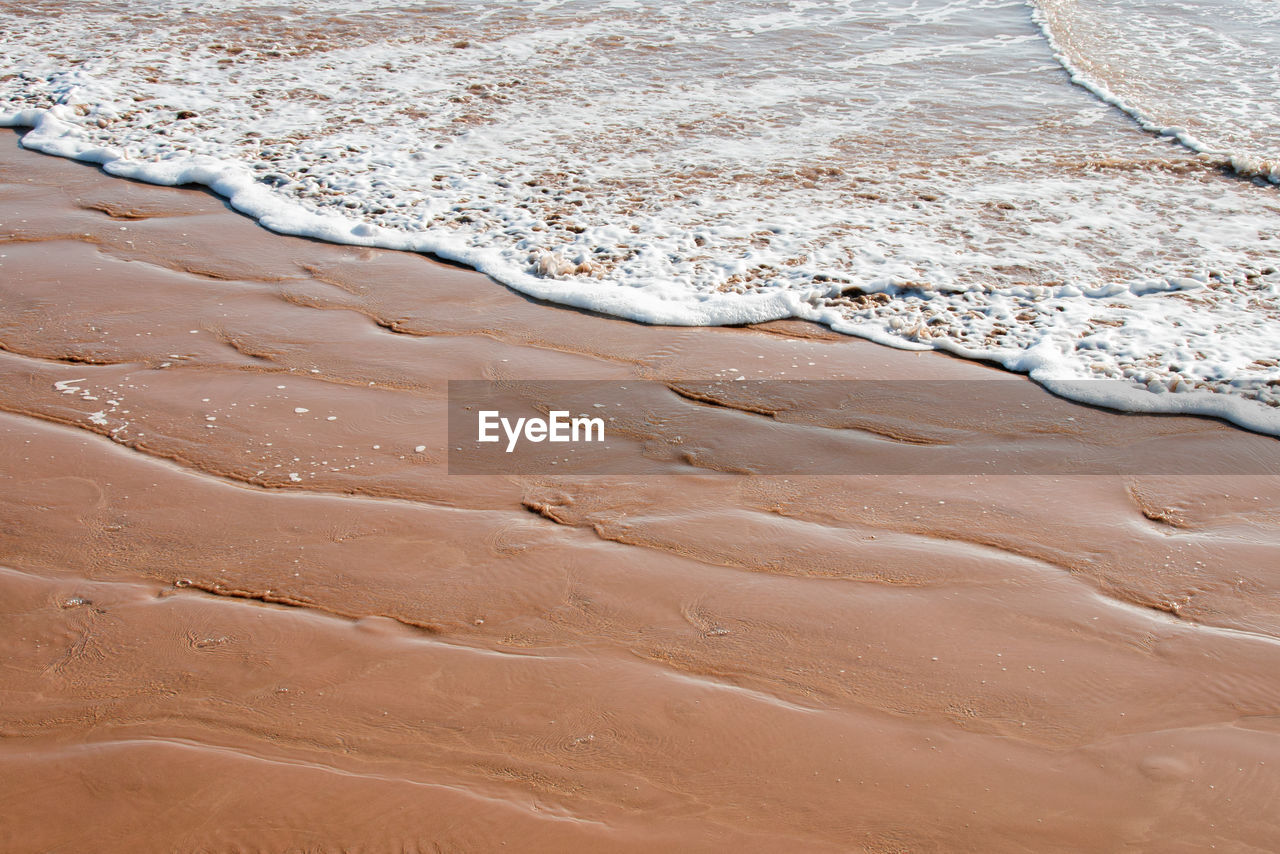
3 0 1279 434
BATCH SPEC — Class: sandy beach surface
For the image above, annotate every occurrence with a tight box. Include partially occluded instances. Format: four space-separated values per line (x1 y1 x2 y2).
3 131 1280 852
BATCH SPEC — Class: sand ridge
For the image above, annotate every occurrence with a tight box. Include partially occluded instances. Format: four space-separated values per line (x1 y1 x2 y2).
2 134 1280 852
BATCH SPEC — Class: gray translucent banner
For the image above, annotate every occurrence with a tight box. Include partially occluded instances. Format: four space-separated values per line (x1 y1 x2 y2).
447 380 1280 475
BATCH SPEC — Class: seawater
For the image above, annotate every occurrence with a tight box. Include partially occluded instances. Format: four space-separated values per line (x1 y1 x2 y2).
3 0 1279 433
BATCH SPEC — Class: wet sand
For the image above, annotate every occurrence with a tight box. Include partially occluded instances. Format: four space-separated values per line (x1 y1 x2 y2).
2 132 1280 852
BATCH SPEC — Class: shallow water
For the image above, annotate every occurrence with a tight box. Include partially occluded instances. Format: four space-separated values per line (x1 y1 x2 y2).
3 0 1279 432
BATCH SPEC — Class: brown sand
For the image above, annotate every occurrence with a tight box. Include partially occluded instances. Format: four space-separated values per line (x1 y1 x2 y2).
2 131 1280 852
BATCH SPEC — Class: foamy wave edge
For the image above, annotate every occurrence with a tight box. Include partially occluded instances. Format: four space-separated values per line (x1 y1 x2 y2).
6 107 1279 439
1025 0 1280 185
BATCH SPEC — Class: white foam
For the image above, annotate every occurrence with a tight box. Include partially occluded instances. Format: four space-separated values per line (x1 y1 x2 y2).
3 0 1279 434
1030 0 1280 182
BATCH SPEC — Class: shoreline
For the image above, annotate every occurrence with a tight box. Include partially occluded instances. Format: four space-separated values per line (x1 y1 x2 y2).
6 121 1279 438
3 132 1280 851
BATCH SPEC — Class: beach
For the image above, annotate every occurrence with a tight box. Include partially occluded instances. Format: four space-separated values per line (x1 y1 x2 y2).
4 133 1280 851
